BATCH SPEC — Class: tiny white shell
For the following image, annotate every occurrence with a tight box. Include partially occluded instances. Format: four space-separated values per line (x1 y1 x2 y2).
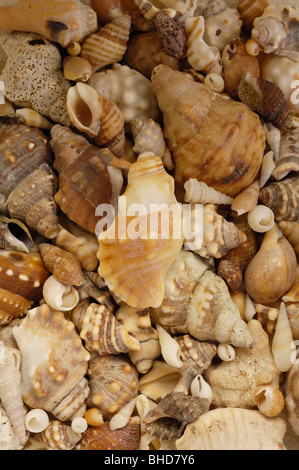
109 397 137 431
24 409 49 433
42 275 79 311
260 151 276 189
156 324 182 369
71 417 88 434
217 343 236 362
245 294 256 322
191 375 213 405
204 73 225 93
247 205 275 233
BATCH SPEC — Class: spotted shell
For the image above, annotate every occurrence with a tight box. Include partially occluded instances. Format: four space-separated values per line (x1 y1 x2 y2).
12 304 90 421
39 420 81 450
259 176 299 223
86 354 139 420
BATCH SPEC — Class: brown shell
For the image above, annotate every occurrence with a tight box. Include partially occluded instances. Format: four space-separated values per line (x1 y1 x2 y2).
222 37 261 99
90 0 145 30
238 73 294 130
174 335 217 376
124 30 182 79
50 125 116 234
86 354 139 420
0 288 33 326
76 418 141 450
217 259 243 293
153 10 186 60
0 119 51 199
7 163 59 239
39 243 85 286
259 176 299 223
151 65 265 197
237 0 269 32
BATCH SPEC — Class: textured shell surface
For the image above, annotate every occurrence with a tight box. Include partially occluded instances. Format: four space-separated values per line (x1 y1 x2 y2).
0 0 98 47
0 32 71 125
97 152 184 309
39 420 81 450
259 176 299 223
0 216 34 253
0 119 51 200
12 304 90 421
176 408 287 450
273 128 299 181
39 243 85 287
285 360 299 436
151 65 265 197
0 403 25 450
204 320 282 409
237 0 270 32
86 354 139 420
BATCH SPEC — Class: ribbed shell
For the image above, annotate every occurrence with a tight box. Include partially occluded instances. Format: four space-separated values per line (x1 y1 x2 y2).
259 176 299 223
80 15 131 72
237 0 269 32
40 420 81 450
273 128 299 181
39 243 85 286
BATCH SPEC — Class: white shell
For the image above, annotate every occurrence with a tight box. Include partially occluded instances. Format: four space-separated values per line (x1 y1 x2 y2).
71 417 88 434
156 323 183 369
24 409 49 433
217 343 236 362
247 205 275 233
191 375 213 405
263 123 281 161
0 403 24 450
109 397 137 431
260 151 276 189
42 275 79 311
272 302 295 372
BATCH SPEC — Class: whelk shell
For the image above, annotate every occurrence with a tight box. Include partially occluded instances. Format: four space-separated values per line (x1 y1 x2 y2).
39 243 85 287
259 176 299 223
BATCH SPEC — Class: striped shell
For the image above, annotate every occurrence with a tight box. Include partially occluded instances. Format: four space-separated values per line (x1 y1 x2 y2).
80 15 131 72
39 420 81 450
39 243 85 286
259 176 299 223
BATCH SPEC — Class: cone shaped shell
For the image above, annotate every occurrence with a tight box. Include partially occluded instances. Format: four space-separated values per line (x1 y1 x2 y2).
151 65 265 197
39 243 85 286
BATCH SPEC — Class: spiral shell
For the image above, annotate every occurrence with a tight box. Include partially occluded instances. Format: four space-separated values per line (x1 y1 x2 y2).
39 243 85 287
279 220 299 256
39 420 81 450
203 0 242 52
273 128 299 181
247 205 275 233
252 385 285 418
272 302 294 373
237 0 269 32
259 176 299 223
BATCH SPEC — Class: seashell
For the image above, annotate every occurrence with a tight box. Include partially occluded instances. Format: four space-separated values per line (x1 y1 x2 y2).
156 324 182 369
0 32 71 125
176 407 287 450
217 343 236 362
63 56 92 83
204 320 282 409
88 64 161 132
0 342 27 445
0 403 25 450
80 15 132 73
174 335 217 378
285 360 299 436
138 360 181 402
0 0 98 48
231 180 260 216
191 204 247 259
54 223 99 272
272 302 295 373
255 303 279 336
217 259 243 293
15 108 53 130
237 0 269 33
84 408 104 427
259 176 299 223
152 9 186 59
184 180 233 205
261 54 299 116
0 318 22 349
71 417 88 434
203 72 224 94
67 41 81 56
0 216 33 253
185 16 222 74
50 125 123 234
97 152 184 309
131 118 173 170
12 304 90 421
115 304 161 374
24 409 49 434
143 391 210 425
0 290 33 327
252 385 285 418
7 163 59 240
202 0 243 52
247 205 275 233
238 72 294 130
73 301 140 355
151 65 266 197
221 213 258 273
39 243 85 287
42 275 79 312
263 122 281 161
90 0 147 30
0 120 51 200
191 375 213 405
109 397 137 430
260 151 276 189
0 98 15 118
39 420 81 450
75 417 141 450
252 5 299 62
86 354 139 420
66 82 126 158
244 224 297 305
279 220 299 256
245 293 256 322
273 128 299 181
124 30 182 79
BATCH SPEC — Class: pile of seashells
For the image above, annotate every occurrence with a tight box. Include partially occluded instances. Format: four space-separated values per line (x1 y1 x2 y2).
1 0 299 451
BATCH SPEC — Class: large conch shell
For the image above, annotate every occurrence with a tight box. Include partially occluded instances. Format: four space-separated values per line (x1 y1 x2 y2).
97 152 184 309
176 408 287 450
0 342 27 446
66 82 126 158
244 224 297 306
252 5 299 62
12 304 90 421
0 32 71 125
0 0 98 48
151 65 265 197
